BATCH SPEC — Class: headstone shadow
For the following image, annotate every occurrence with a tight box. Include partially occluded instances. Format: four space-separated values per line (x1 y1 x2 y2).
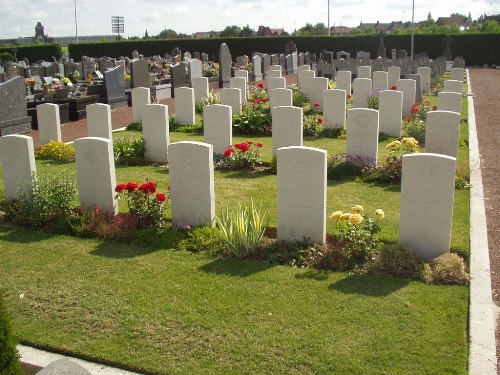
329 273 409 297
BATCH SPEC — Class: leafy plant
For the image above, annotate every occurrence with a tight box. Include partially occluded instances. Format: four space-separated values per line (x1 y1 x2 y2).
328 205 385 265
113 136 147 165
115 180 169 231
292 89 307 108
216 199 269 258
5 172 77 228
368 244 423 279
430 78 444 96
0 291 22 375
195 90 220 113
327 153 366 180
215 141 263 171
126 122 142 131
35 140 75 162
367 90 380 110
423 253 470 285
178 226 225 255
233 102 271 135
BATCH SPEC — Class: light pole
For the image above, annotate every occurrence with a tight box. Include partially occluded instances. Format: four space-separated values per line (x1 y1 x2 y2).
410 0 415 59
74 0 78 43
328 0 331 36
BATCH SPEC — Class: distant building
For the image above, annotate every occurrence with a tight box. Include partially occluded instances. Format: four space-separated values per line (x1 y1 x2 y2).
257 26 287 37
329 26 351 35
191 31 219 38
436 16 469 28
356 21 417 34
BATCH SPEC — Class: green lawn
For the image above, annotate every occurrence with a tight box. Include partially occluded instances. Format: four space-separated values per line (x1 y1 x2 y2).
0 87 470 374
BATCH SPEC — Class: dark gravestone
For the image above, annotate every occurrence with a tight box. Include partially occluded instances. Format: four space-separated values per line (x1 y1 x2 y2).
280 54 286 73
285 54 293 74
284 41 297 55
201 53 209 63
262 54 271 77
103 65 128 109
193 52 201 59
65 61 82 77
130 59 150 88
171 62 187 88
218 43 232 88
29 64 44 78
43 62 60 77
0 77 32 135
377 32 387 58
298 52 305 66
236 55 249 67
4 62 23 80
35 358 92 375
442 36 453 61
407 74 422 100
320 50 334 64
172 47 181 58
99 57 115 72
304 52 311 65
271 54 280 66
82 59 96 77
317 62 335 80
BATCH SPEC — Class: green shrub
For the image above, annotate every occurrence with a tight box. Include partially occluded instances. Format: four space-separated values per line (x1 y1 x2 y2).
424 253 470 285
368 90 380 110
216 199 269 258
327 153 365 180
113 136 147 165
292 89 307 108
321 127 345 138
126 122 142 131
233 102 272 135
178 226 225 255
303 113 324 137
0 52 14 62
215 141 263 171
0 291 22 375
368 244 423 279
195 90 220 113
35 140 75 162
5 172 77 228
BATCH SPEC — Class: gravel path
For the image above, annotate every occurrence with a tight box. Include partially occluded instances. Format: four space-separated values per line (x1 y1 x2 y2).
468 68 500 372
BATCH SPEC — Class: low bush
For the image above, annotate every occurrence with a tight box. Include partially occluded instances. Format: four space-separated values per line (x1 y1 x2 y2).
178 226 225 255
368 244 423 279
424 253 470 285
113 136 147 166
327 153 366 180
35 140 75 162
215 141 263 171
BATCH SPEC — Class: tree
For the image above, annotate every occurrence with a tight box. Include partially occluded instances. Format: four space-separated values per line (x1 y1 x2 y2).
297 22 328 36
0 292 22 374
481 20 500 32
220 25 241 37
143 29 149 39
450 13 466 18
239 24 254 37
156 28 177 39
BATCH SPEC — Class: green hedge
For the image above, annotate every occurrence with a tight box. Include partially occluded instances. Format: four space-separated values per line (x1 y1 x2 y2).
0 43 62 63
68 34 500 65
0 291 22 375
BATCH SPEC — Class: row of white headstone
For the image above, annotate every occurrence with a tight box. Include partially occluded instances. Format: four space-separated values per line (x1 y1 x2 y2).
0 133 456 262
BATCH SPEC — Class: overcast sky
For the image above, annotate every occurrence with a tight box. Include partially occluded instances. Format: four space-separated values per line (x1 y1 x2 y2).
0 0 498 39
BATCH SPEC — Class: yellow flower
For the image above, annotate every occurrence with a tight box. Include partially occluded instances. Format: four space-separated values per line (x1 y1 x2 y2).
329 210 343 222
349 213 363 225
351 205 364 213
341 213 351 220
386 140 401 151
375 209 385 219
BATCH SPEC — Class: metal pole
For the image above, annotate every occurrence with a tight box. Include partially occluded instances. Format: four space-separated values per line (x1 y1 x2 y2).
74 0 78 43
328 0 331 36
410 0 415 59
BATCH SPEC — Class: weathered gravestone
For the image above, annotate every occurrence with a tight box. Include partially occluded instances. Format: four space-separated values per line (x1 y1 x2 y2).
203 104 232 155
443 80 463 94
0 76 32 135
308 77 329 110
407 74 422 101
262 54 271 77
269 88 292 108
171 62 187 89
169 141 215 228
230 77 247 103
387 66 401 88
267 77 286 90
35 358 92 375
220 88 241 115
357 66 371 79
103 65 128 109
399 153 456 261
277 146 326 244
98 57 115 72
188 58 202 85
74 137 118 215
130 59 150 88
346 108 379 166
142 104 170 164
372 71 388 91
252 55 262 82
0 135 36 200
218 43 232 88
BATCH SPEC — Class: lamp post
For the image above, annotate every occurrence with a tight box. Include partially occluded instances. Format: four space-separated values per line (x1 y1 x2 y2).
410 0 415 59
74 0 78 43
328 0 331 36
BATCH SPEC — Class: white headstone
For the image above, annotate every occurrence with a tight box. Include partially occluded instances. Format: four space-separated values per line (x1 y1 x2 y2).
425 110 461 159
323 89 346 129
203 104 232 155
450 68 464 82
387 66 401 88
87 103 112 139
336 70 352 95
188 58 202 84
346 108 379 166
0 135 36 200
230 77 247 103
174 87 195 125
220 88 242 115
399 153 456 261
269 65 282 72
169 141 215 228
191 77 209 104
267 77 286 90
74 137 117 214
379 90 403 137
37 103 61 145
357 65 371 79
298 70 315 95
397 79 417 117
252 55 262 81
266 70 282 79
234 69 249 83
372 71 388 91
142 104 169 164
416 67 431 93
438 92 462 114
131 87 150 123
269 88 292 108
277 146 326 243
353 78 372 108
443 80 463 94
271 106 303 156
309 77 329 109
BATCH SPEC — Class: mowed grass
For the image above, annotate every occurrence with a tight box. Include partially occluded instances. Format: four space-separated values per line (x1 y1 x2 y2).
0 90 470 374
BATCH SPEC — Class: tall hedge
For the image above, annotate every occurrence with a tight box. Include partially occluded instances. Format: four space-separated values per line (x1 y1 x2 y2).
0 43 62 63
0 291 22 375
68 34 500 65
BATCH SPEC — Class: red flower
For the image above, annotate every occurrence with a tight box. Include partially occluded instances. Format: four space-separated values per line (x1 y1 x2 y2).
224 148 234 157
430 84 437 89
125 182 138 192
314 103 321 108
432 105 438 111
258 83 265 89
115 184 126 193
139 181 156 194
262 98 268 103
256 143 263 148
415 102 420 107
156 193 166 203
235 143 250 152
411 106 419 114
391 85 397 90
317 117 323 124
347 95 352 99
